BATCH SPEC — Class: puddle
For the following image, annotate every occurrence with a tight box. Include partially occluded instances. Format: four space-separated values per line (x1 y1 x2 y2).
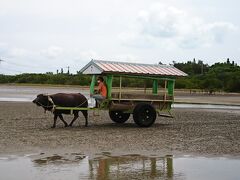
0 153 240 180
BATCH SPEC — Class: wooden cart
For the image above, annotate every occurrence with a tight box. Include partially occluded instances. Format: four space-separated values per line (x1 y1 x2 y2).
56 60 187 127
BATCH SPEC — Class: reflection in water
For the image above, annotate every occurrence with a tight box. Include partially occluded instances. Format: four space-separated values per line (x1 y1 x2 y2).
2 153 240 180
33 153 85 165
88 154 174 179
32 153 175 179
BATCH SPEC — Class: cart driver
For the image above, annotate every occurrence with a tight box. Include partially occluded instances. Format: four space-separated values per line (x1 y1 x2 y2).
91 76 107 106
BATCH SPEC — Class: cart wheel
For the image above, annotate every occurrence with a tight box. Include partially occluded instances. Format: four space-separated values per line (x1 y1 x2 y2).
109 111 130 123
133 103 156 127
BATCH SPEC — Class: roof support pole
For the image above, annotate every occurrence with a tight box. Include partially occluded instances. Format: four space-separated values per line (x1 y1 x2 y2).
152 79 158 94
167 80 175 103
144 80 147 94
119 76 122 99
164 80 167 101
106 75 113 99
167 80 174 96
90 75 96 95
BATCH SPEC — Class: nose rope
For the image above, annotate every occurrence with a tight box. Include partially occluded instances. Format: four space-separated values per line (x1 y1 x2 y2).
34 100 54 108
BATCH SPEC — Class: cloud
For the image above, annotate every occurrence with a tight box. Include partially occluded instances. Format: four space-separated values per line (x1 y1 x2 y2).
0 42 8 55
138 5 185 38
119 32 155 48
8 48 29 57
0 43 30 58
0 42 7 47
205 22 237 43
41 46 63 59
72 50 101 63
115 53 141 63
178 21 237 49
120 3 238 50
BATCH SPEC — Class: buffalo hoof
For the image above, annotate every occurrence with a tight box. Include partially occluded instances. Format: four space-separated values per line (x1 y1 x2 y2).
51 126 56 128
64 124 68 127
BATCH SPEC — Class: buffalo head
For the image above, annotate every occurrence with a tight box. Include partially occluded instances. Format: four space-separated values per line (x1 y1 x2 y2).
33 94 53 111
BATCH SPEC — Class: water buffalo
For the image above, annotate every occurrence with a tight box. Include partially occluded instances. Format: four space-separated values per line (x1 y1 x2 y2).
33 93 88 128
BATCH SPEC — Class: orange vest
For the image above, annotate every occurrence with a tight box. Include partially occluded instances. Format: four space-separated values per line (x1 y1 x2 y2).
98 82 107 97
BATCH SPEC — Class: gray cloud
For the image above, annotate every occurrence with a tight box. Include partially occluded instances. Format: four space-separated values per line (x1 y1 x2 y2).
1 0 240 74
124 3 238 50
40 46 64 59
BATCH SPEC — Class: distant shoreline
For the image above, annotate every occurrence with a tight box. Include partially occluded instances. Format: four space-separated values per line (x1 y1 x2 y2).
0 83 240 96
0 83 89 89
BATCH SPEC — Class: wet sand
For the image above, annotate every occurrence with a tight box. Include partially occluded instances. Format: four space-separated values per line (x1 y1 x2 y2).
1 84 240 105
0 102 240 157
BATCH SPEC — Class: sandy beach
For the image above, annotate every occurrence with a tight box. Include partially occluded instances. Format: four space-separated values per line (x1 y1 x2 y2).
0 101 240 157
0 85 240 156
0 85 240 179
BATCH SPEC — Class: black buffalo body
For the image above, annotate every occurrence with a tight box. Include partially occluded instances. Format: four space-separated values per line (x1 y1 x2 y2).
33 93 88 128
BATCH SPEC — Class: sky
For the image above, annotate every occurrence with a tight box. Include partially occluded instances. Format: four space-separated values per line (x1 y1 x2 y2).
0 0 239 74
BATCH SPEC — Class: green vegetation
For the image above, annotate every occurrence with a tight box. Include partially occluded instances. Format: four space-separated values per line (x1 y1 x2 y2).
174 59 240 92
0 73 91 86
0 59 240 92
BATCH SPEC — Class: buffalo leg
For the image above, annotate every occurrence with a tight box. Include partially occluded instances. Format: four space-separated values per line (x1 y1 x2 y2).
81 110 88 127
69 112 79 127
58 114 68 127
51 114 58 128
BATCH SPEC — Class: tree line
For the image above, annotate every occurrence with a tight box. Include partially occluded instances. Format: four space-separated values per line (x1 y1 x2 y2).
0 59 239 92
174 59 240 92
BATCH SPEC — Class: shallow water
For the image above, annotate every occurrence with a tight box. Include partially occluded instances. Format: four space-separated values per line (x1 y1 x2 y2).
0 85 89 102
1 85 240 109
173 103 240 110
0 153 240 180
